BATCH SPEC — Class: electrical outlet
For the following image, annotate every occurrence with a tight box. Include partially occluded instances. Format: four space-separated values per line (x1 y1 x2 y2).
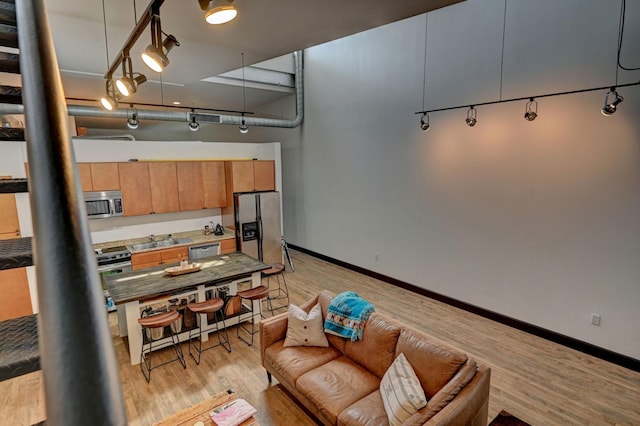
591 314 601 326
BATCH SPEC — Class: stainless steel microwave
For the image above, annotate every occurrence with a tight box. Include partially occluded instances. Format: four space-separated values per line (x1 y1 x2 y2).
84 191 124 219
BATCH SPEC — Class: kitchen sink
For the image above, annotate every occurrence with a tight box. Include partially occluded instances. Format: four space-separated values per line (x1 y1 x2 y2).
130 237 192 252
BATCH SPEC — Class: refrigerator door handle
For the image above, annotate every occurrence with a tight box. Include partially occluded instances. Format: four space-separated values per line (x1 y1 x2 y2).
256 194 264 261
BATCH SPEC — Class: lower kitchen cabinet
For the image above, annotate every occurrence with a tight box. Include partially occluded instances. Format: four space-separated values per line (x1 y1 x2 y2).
131 246 189 271
220 238 236 254
0 268 32 321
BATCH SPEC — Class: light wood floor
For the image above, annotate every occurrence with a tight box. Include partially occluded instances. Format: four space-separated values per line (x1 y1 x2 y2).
2 249 640 425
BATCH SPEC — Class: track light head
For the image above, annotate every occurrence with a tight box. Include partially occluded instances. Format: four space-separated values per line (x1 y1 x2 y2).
239 118 249 134
142 35 179 72
465 106 477 127
420 113 430 131
116 73 147 97
127 106 139 129
188 111 199 131
204 0 238 25
602 89 624 116
100 79 119 111
524 98 538 121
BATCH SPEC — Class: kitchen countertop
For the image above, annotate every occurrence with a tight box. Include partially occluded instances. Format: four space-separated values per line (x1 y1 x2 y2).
94 227 235 254
105 251 268 305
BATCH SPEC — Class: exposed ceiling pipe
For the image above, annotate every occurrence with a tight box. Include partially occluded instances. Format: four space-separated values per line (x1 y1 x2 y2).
0 51 304 129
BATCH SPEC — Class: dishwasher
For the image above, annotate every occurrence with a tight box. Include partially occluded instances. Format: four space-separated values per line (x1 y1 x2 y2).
188 242 221 260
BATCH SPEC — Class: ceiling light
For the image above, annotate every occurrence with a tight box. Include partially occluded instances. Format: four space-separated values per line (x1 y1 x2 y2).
203 0 238 25
524 98 538 121
601 88 624 116
127 106 139 129
239 118 249 134
100 80 119 111
188 110 199 131
141 13 179 73
420 113 430 131
465 106 477 127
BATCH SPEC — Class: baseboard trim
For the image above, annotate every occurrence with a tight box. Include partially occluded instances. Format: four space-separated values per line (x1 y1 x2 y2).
289 244 640 373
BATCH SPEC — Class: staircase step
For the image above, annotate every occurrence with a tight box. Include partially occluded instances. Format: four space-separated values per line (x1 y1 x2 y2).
0 237 33 270
0 177 27 193
0 51 19 73
0 1 16 27
0 84 21 104
0 22 17 48
0 126 24 141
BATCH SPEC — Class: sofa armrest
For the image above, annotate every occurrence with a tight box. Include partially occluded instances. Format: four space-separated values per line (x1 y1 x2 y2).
260 312 289 362
422 364 491 426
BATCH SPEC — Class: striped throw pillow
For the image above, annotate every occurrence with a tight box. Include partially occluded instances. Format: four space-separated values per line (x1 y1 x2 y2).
380 353 428 426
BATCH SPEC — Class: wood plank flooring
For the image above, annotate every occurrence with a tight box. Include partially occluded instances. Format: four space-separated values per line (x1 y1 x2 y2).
1 249 639 425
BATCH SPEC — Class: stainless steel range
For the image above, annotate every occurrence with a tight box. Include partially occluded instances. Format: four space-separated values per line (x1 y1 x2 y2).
96 246 132 313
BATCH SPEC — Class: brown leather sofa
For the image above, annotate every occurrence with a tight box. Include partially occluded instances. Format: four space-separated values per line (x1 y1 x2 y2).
260 290 491 425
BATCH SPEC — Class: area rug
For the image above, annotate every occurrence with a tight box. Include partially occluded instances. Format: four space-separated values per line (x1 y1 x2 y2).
489 410 531 426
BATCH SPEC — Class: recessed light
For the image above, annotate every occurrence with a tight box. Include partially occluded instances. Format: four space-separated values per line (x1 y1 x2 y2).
173 101 181 105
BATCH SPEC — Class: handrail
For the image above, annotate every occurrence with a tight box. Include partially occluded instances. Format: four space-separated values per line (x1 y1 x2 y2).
16 0 127 424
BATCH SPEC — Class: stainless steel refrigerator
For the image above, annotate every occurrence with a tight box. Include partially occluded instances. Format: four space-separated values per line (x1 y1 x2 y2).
234 191 282 265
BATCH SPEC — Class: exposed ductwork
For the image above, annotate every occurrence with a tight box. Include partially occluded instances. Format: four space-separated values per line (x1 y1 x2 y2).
0 50 304 129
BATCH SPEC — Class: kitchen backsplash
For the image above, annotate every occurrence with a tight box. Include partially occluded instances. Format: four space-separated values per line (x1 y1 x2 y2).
89 209 223 244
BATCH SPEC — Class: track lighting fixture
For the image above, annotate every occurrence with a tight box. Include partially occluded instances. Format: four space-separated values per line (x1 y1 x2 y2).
239 117 249 134
200 0 238 25
127 106 139 129
116 55 147 97
601 88 624 116
188 110 199 131
100 79 119 111
420 113 430 131
524 98 538 121
141 13 180 73
465 106 477 127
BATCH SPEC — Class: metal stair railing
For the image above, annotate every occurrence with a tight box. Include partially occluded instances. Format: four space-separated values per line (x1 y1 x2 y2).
16 0 127 424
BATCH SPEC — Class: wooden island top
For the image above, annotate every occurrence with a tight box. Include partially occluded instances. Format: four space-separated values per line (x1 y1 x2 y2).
106 251 269 305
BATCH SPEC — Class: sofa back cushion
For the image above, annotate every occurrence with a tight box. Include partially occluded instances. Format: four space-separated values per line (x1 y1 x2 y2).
396 328 468 398
345 313 402 378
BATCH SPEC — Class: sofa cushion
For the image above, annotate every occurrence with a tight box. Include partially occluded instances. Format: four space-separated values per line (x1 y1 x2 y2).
380 353 427 426
396 328 468 398
297 356 381 425
344 313 402 378
264 340 342 385
284 303 329 348
337 391 388 426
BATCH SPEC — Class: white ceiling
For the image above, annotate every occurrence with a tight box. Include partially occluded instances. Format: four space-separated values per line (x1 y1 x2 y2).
42 0 464 130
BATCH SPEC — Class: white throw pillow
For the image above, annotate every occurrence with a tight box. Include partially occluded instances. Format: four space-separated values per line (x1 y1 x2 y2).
380 353 428 426
283 303 329 348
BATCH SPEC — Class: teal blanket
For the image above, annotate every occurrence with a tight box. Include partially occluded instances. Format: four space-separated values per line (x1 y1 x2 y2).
324 291 375 342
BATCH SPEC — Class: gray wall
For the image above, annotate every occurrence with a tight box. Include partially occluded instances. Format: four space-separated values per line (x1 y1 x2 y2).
275 0 640 360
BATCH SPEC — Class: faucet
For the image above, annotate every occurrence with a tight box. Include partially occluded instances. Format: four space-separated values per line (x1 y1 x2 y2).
149 234 156 242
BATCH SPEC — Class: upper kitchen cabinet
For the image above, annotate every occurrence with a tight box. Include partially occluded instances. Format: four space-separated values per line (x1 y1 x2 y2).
177 162 205 211
202 161 227 208
149 162 180 214
118 162 153 216
226 160 275 193
78 162 120 192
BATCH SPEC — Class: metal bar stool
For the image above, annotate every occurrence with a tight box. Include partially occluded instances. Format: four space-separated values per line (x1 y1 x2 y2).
187 298 231 365
263 263 289 314
138 310 186 383
235 285 270 346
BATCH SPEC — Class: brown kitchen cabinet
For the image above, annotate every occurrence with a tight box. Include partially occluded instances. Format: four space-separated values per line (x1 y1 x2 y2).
119 162 153 216
176 162 205 211
131 246 189 271
226 160 275 193
149 162 180 214
202 161 227 208
78 162 120 191
0 268 32 321
0 177 21 240
219 238 236 254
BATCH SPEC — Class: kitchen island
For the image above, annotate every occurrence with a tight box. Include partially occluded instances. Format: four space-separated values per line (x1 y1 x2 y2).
106 251 269 365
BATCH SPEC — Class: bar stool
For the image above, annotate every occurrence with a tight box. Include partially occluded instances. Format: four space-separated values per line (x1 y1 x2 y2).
236 285 270 346
187 298 232 365
138 310 186 383
263 263 289 313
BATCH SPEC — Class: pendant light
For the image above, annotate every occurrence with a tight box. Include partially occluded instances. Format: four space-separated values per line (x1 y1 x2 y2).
465 106 477 127
420 113 430 131
601 88 624 116
188 109 199 131
524 98 538 121
127 105 139 129
239 52 249 134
